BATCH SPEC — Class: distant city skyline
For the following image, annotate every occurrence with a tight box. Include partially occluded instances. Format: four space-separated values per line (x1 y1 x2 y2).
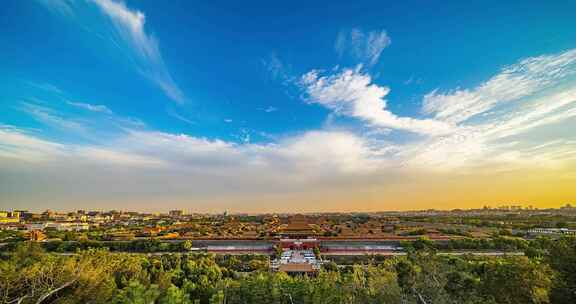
4 203 576 217
4 203 576 215
1 1 576 212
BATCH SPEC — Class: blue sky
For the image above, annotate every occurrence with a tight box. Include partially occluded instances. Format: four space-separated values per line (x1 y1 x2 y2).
1 0 576 212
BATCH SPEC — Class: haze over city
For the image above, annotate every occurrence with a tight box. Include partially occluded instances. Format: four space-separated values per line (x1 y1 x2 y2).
1 0 576 213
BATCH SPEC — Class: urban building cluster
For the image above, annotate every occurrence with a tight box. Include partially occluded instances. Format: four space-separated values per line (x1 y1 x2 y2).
2 205 576 274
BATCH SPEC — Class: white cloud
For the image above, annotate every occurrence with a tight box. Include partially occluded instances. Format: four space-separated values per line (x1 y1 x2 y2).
301 68 454 135
299 49 576 172
76 146 166 167
271 130 384 174
263 106 277 113
118 129 382 176
0 123 398 211
0 126 66 162
335 28 391 66
0 120 382 176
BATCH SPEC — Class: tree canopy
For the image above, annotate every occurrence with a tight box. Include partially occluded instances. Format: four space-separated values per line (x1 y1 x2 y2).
1 237 575 304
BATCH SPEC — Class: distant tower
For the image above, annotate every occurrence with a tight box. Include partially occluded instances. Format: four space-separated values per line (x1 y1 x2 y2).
169 210 184 217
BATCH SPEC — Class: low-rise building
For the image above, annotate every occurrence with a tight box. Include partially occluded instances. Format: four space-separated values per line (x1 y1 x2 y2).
169 210 184 217
0 211 20 224
527 228 576 235
272 249 321 275
26 222 89 231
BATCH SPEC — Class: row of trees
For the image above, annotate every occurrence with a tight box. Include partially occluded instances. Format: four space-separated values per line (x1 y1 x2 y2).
1 236 575 303
401 236 530 251
1 239 195 253
6 235 531 254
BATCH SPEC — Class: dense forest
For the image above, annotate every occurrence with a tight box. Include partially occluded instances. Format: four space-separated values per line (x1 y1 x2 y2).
1 237 575 304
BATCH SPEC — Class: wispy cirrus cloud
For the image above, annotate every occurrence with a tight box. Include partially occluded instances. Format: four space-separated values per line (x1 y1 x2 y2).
39 0 186 103
17 97 149 143
405 49 576 169
19 102 87 133
26 81 65 95
37 0 75 16
90 0 186 103
261 52 295 86
262 52 285 80
335 28 391 66
407 88 576 170
423 49 576 124
166 107 195 126
67 101 113 114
